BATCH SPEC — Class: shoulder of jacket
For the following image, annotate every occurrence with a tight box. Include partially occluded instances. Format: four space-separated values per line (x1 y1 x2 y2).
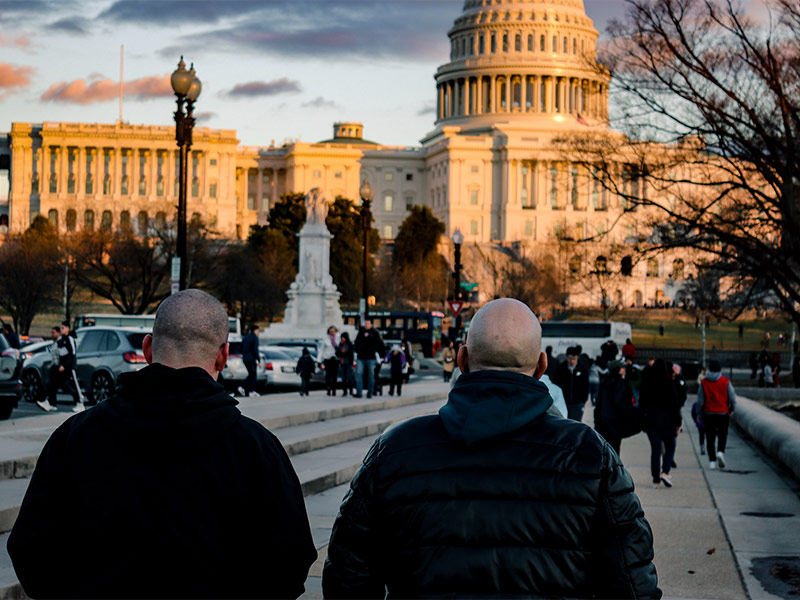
366 414 444 462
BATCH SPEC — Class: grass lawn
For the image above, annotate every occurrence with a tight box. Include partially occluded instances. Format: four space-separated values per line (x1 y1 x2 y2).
561 308 796 352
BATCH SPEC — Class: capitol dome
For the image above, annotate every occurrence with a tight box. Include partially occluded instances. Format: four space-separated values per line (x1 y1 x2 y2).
433 0 609 129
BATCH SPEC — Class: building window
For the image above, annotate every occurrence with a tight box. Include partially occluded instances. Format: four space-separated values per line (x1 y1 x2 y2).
48 209 58 228
595 256 608 273
621 256 633 276
550 166 558 209
525 220 533 236
101 210 112 232
503 32 509 52
137 211 148 235
528 34 533 51
67 174 75 194
479 33 485 54
335 172 343 179
540 34 545 51
571 167 580 209
569 255 581 275
313 170 321 178
552 35 557 51
470 220 478 235
554 221 563 238
515 33 521 52
383 225 393 239
121 174 129 196
574 223 584 241
155 211 166 230
139 176 146 197
405 194 414 210
647 258 659 277
470 190 478 205
85 174 93 195
573 38 577 54
210 159 217 166
262 171 270 183
672 259 685 280
157 176 164 196
84 209 95 232
248 196 256 210
210 182 217 198
192 177 200 197
491 33 496 53
120 210 131 230
384 193 393 212
406 173 413 181
384 172 393 181
563 36 568 53
66 209 76 232
471 165 479 173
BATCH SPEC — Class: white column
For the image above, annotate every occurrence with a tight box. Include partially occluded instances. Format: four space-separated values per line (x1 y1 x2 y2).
464 77 471 116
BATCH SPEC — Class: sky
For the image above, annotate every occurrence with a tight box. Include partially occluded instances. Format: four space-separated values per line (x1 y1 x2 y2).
0 1 628 148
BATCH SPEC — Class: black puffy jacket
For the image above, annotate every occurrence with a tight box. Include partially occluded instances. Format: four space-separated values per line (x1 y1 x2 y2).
323 369 661 599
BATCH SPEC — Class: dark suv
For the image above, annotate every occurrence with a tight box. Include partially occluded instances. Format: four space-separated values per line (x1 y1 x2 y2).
0 333 23 419
21 327 149 405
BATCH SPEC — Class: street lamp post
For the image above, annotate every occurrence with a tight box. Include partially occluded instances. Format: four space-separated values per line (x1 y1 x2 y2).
452 228 464 336
170 57 201 291
359 179 374 327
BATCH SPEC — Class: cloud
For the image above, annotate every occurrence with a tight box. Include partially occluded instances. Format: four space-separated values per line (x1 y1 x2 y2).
225 78 301 98
88 72 104 81
0 32 31 49
302 96 339 109
99 0 263 25
0 63 33 98
42 73 172 104
417 102 436 116
46 16 90 35
194 111 217 123
155 0 459 62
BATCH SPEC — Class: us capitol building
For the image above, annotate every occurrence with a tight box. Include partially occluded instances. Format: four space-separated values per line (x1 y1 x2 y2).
0 0 690 308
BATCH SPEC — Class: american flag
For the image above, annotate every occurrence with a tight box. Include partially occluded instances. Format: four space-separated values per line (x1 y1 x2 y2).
576 113 589 126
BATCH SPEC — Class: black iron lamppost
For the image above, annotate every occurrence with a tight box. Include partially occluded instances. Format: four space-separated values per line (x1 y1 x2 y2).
170 57 201 291
359 179 374 326
451 228 464 336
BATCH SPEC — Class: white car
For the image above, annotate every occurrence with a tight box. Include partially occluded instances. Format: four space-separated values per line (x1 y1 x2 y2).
261 346 302 388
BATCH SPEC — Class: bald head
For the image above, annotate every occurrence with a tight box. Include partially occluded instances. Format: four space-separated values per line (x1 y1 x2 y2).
146 289 230 375
461 298 545 377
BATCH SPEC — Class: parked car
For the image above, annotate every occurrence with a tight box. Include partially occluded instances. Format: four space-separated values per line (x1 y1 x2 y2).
19 340 55 361
220 341 268 393
0 333 23 420
21 327 149 405
260 346 302 389
268 341 326 386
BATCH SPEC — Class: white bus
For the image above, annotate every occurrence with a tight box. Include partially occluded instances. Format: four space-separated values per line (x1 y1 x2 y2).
73 314 242 337
541 321 631 359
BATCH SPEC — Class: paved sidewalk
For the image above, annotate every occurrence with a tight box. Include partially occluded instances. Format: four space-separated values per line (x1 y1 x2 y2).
303 397 800 600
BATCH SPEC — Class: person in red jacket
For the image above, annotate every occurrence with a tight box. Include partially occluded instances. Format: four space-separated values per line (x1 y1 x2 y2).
697 359 736 470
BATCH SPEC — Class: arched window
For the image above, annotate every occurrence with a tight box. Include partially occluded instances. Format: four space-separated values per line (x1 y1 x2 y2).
48 209 58 228
614 290 623 306
672 258 685 280
515 33 521 51
84 209 95 232
66 209 77 232
479 33 485 54
621 256 633 276
155 211 167 231
101 210 112 232
499 78 507 108
137 211 149 235
569 255 581 275
595 256 608 273
491 32 496 53
647 258 659 277
634 290 643 307
119 210 131 230
527 34 533 51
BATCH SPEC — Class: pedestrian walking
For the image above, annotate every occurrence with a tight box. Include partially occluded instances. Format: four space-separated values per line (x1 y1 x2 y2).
1 324 20 349
442 340 456 382
401 339 414 383
697 359 736 470
353 319 384 398
295 348 315 396
594 360 640 456
639 359 681 488
240 324 260 397
36 326 63 412
384 345 406 396
321 325 341 396
749 352 759 380
322 299 661 599
337 332 355 396
588 358 607 406
9 290 316 598
42 322 83 413
600 338 618 363
552 346 589 422
622 338 637 360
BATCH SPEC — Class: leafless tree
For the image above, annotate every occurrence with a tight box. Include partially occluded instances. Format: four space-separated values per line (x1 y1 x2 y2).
557 0 800 328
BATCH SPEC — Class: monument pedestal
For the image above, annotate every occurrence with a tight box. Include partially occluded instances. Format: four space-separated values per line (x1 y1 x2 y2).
261 189 354 343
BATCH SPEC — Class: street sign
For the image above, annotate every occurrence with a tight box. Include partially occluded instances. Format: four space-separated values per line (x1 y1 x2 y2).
171 257 181 282
460 282 478 291
448 300 465 317
170 282 180 295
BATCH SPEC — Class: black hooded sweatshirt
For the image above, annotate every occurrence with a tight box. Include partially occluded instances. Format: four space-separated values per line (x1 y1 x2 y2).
8 364 316 599
323 369 661 599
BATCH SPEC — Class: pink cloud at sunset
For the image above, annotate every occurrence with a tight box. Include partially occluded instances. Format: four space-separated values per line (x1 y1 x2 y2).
0 33 31 49
0 63 33 99
41 74 173 104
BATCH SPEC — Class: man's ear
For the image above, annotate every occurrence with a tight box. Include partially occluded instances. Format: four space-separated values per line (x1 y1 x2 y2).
457 345 470 374
142 334 154 365
214 342 229 374
534 351 547 380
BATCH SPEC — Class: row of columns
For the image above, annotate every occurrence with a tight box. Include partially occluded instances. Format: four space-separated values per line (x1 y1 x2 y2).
450 30 589 61
436 74 608 121
239 167 285 214
33 145 213 202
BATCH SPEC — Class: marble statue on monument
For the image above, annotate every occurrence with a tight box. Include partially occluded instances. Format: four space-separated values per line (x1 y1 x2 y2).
261 188 349 342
